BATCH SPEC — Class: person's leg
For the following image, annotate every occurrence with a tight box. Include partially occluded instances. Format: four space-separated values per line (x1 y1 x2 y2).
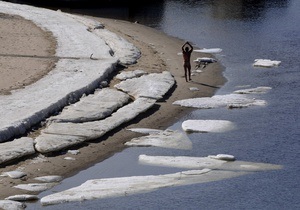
184 65 188 82
188 65 192 81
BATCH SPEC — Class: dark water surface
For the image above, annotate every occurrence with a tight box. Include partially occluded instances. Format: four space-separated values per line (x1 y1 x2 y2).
18 0 299 209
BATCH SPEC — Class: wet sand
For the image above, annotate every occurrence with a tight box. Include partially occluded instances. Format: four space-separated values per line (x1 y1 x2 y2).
0 12 226 199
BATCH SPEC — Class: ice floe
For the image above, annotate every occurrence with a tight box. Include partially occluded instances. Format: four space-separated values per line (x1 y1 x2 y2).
1 171 27 179
138 155 281 172
5 194 39 201
125 129 192 150
40 169 248 206
48 88 130 123
114 71 175 100
233 86 272 94
0 200 26 210
253 59 281 67
0 137 35 165
182 120 236 133
14 183 57 192
34 175 63 183
116 70 147 80
173 93 267 109
0 2 140 142
35 98 156 153
194 48 222 54
126 128 163 134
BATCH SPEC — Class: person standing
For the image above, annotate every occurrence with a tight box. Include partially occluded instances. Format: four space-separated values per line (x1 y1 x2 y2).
182 41 193 82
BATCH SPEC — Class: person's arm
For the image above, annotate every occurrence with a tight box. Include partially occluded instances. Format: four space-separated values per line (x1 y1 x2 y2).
187 42 193 52
182 43 186 52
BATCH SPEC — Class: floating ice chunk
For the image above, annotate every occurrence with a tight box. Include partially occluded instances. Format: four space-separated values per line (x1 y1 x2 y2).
194 48 222 53
1 171 27 179
125 129 192 150
234 86 272 94
0 200 26 210
139 154 226 169
126 128 163 134
34 175 63 183
182 120 236 133
5 194 38 201
116 70 147 81
208 154 236 161
114 71 175 100
14 183 57 192
194 57 217 63
173 94 267 109
253 59 281 67
40 169 247 206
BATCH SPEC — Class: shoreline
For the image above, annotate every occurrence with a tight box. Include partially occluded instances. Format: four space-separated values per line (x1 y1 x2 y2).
0 11 226 200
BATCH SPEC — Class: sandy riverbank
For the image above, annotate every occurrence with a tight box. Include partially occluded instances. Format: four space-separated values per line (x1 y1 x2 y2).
0 11 226 199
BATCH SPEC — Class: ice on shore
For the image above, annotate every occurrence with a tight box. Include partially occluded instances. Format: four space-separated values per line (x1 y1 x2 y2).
35 98 156 153
34 175 63 183
48 88 130 123
0 2 140 142
173 93 267 109
14 183 57 192
253 59 281 67
125 129 193 150
0 137 35 165
126 128 163 134
138 155 281 172
1 171 27 179
40 169 247 206
0 200 26 210
5 194 39 202
116 70 147 80
115 71 175 100
182 120 236 133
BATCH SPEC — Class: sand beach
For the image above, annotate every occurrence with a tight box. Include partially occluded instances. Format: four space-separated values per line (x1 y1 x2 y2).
0 2 225 200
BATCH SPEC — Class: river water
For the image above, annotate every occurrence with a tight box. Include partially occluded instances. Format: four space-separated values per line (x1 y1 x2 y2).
21 0 300 209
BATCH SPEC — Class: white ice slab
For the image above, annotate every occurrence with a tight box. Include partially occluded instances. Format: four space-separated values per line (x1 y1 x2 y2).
114 71 175 100
182 120 236 133
35 98 156 153
116 70 147 80
1 171 27 179
0 200 26 210
138 155 281 172
126 128 163 134
173 94 267 109
5 194 39 201
253 59 281 67
194 57 217 63
34 176 63 183
14 183 57 192
139 154 226 169
194 48 222 53
0 137 35 165
233 86 272 94
41 169 249 206
125 129 192 150
48 88 130 123
65 13 141 65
